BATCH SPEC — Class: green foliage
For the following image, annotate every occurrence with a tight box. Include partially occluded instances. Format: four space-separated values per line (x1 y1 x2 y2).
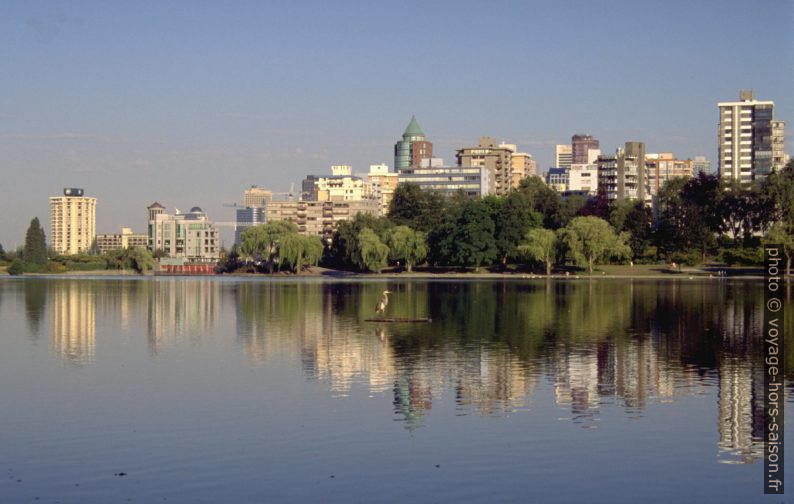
279 234 324 274
609 199 653 259
99 247 155 273
358 228 389 273
0 242 6 262
7 258 24 275
240 220 298 271
429 198 497 270
656 173 723 260
718 246 763 266
493 191 542 265
719 181 767 245
328 213 393 270
216 245 242 273
518 228 557 275
385 225 427 272
517 176 564 229
558 216 627 273
388 183 448 232
23 217 48 265
764 222 794 275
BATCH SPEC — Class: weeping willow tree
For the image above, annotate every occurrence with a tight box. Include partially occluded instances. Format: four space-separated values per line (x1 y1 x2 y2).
385 225 427 272
279 234 324 274
358 228 389 273
240 221 298 271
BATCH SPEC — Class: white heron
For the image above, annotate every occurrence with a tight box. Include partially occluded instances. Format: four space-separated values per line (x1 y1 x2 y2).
375 290 391 316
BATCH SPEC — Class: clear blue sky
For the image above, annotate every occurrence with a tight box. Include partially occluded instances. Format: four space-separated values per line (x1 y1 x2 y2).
1 0 792 247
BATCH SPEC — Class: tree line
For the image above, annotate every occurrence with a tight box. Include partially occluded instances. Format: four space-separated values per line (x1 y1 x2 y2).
318 160 794 275
1 217 154 275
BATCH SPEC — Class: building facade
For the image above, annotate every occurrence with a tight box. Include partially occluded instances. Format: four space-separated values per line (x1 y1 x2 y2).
266 199 379 244
399 157 493 197
545 168 568 192
50 188 97 255
394 116 432 171
718 90 787 183
367 163 399 216
693 156 711 175
243 186 273 207
147 204 220 262
96 227 148 254
645 153 694 196
456 137 514 196
596 143 646 202
571 134 600 165
567 164 599 195
510 151 537 187
555 144 572 169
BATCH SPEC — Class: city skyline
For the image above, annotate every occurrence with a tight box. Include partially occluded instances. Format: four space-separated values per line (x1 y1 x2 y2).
1 1 792 245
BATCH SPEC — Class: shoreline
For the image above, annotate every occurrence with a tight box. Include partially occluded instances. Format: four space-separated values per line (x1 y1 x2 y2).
1 267 768 281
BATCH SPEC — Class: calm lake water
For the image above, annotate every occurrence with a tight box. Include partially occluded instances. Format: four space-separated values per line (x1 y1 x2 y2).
0 276 791 503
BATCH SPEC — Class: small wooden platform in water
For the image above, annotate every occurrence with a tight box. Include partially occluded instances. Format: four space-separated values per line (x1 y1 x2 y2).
364 317 432 323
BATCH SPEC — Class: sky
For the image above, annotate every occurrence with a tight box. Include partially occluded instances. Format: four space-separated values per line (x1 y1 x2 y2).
1 0 792 248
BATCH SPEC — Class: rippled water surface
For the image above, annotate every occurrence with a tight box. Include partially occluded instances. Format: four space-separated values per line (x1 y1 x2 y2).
0 277 791 503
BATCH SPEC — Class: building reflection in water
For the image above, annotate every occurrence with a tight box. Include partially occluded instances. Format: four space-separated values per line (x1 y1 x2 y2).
31 277 778 463
49 281 96 364
147 279 220 354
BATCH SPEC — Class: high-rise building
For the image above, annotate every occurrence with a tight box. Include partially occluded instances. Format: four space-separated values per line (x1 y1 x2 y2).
367 163 399 216
457 137 514 196
571 134 600 165
693 156 711 175
718 90 787 183
497 142 537 189
147 204 219 262
645 153 694 196
597 142 646 202
243 186 273 207
555 144 572 169
399 157 494 197
394 116 433 170
50 188 96 255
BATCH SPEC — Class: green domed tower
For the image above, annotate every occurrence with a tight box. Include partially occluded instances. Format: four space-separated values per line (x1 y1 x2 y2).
394 116 433 171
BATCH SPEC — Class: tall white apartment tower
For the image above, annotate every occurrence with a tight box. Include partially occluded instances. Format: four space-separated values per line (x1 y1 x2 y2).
50 188 97 255
718 90 786 183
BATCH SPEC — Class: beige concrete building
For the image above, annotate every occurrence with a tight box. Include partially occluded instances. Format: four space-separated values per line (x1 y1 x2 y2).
266 199 379 243
457 137 515 196
367 163 399 216
718 90 787 183
555 144 572 168
50 188 96 255
243 186 273 207
147 204 219 262
96 227 148 254
645 153 694 196
497 143 537 189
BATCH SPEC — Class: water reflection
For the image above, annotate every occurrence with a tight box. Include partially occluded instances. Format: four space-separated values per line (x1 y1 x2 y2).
24 279 47 340
50 281 96 364
19 278 790 465
147 279 221 355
